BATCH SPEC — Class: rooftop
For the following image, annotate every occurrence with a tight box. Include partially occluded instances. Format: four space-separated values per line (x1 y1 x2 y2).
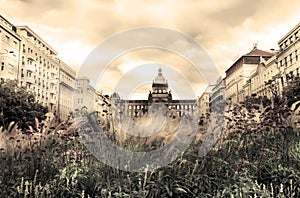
245 47 274 56
153 67 168 85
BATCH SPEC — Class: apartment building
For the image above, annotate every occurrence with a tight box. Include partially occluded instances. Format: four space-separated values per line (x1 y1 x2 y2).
17 26 60 113
0 15 20 80
58 59 76 121
198 88 211 119
277 21 300 92
241 22 300 100
209 78 226 113
0 14 78 121
225 45 273 104
74 77 96 113
243 54 279 98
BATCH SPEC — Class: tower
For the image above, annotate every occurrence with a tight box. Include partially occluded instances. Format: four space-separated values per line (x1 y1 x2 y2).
149 67 172 103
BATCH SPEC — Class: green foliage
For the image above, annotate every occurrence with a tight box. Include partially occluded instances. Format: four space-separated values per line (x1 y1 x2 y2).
0 79 48 130
243 95 271 111
282 76 300 107
0 91 299 197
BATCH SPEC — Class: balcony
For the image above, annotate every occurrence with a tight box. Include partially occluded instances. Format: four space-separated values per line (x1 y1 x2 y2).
49 68 57 75
49 78 58 84
27 53 35 61
49 87 57 94
25 76 35 84
49 98 57 104
26 64 36 73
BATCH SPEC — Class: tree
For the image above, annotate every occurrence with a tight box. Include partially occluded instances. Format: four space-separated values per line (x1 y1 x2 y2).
282 76 300 107
0 79 48 131
243 95 271 111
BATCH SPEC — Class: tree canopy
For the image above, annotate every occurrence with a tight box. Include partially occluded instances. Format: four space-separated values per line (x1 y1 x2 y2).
282 76 300 107
0 79 48 130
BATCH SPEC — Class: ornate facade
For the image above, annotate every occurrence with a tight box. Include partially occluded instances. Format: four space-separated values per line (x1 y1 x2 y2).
111 68 197 118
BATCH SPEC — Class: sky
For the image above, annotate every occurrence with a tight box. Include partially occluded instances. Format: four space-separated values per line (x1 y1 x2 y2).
1 0 300 99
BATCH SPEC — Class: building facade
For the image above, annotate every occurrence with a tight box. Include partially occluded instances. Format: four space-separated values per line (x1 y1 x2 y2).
73 77 96 114
209 78 226 113
0 15 20 81
58 59 76 121
225 45 273 104
17 26 60 113
277 21 300 92
0 15 78 121
243 54 279 98
110 68 197 119
198 88 211 119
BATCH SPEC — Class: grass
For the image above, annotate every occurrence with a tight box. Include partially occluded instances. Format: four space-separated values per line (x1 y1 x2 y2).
0 101 299 197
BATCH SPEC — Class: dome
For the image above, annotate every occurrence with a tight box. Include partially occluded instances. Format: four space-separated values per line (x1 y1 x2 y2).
110 92 120 99
154 67 167 84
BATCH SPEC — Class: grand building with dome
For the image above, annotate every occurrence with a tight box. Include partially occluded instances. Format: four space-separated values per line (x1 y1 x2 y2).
110 68 197 118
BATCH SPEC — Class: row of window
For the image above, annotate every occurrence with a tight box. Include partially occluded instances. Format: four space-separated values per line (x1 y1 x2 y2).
128 104 195 110
279 50 299 67
279 30 299 50
2 34 18 48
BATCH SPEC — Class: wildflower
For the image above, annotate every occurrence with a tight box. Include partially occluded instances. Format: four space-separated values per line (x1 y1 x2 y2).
24 181 30 197
20 177 24 192
17 186 21 194
270 182 274 197
276 156 281 160
270 136 275 140
34 184 40 198
44 183 50 196
60 168 66 180
76 152 82 163
81 190 85 198
279 183 284 193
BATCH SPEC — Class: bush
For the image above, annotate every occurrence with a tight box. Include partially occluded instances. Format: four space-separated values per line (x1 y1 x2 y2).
0 79 48 130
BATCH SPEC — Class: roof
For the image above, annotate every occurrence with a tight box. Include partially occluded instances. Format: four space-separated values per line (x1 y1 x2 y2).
153 67 168 85
16 25 58 55
245 48 274 56
225 47 274 75
278 21 300 45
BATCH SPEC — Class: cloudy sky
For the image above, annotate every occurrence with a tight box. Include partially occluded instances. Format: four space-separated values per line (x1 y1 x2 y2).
1 0 300 99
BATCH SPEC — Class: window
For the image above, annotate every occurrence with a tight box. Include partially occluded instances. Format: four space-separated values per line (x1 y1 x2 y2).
4 35 9 43
296 50 298 61
1 62 4 70
289 36 293 44
290 53 293 64
285 57 287 67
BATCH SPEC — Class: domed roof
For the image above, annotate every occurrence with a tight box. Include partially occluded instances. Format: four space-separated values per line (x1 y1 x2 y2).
154 67 167 84
110 92 120 99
